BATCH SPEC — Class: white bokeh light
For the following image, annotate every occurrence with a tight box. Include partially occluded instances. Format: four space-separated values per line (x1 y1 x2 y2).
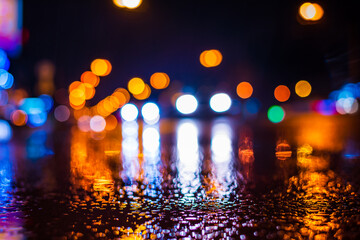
175 94 198 115
90 115 106 132
141 102 160 125
120 103 139 121
209 93 232 113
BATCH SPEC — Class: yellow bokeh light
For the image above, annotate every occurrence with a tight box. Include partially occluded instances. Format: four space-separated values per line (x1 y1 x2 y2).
295 80 312 97
68 81 85 93
299 2 324 21
90 59 112 77
236 82 253 99
133 84 151 100
274 85 291 102
69 88 86 106
128 77 145 95
113 0 125 8
150 72 170 89
200 49 222 68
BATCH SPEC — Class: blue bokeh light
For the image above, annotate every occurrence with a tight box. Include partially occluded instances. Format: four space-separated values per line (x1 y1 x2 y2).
0 120 12 143
0 69 14 89
0 49 10 70
39 94 54 112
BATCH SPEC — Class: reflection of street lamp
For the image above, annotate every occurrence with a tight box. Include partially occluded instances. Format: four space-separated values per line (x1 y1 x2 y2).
113 0 142 9
299 2 324 21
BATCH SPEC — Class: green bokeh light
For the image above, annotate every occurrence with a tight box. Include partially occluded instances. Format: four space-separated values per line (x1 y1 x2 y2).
267 105 285 123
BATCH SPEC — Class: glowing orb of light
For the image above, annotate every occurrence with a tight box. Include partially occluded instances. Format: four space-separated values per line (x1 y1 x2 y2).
105 115 118 131
200 49 222 67
81 71 100 87
336 97 358 115
175 94 198 115
90 115 106 132
0 69 14 89
150 72 170 89
54 105 70 122
141 102 160 125
209 93 232 113
267 105 285 123
120 103 139 121
39 94 54 112
28 112 47 127
90 59 112 77
0 120 12 142
128 77 145 95
295 80 312 97
133 84 151 100
299 2 324 21
0 49 10 70
236 81 253 99
113 0 142 9
11 110 28 126
274 85 291 102
78 115 91 132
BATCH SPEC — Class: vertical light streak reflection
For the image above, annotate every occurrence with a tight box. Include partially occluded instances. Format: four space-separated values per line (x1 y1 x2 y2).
142 124 162 198
238 134 254 183
0 144 24 238
176 120 201 196
209 121 236 197
121 121 140 187
70 128 113 197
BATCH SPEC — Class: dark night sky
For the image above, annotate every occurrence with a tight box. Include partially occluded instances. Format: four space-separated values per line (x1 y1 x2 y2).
11 0 360 104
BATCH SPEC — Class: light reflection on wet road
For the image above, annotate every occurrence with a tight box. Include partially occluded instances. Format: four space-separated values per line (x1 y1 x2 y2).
1 115 360 239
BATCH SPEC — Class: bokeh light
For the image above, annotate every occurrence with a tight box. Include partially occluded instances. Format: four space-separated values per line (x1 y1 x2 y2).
133 83 151 100
267 105 285 123
90 115 106 132
54 105 70 122
336 97 358 114
120 103 139 121
175 94 198 115
105 115 118 131
128 77 145 95
200 49 222 67
209 93 232 113
150 72 170 89
274 85 291 102
112 88 130 107
299 2 324 21
69 88 86 108
28 112 47 127
245 98 261 115
90 59 112 77
81 71 100 87
39 94 54 112
84 83 96 100
141 102 160 125
11 110 28 126
0 120 12 142
0 69 14 89
295 80 312 97
313 99 336 116
0 90 8 106
77 115 91 132
236 82 253 99
114 0 142 9
0 49 10 70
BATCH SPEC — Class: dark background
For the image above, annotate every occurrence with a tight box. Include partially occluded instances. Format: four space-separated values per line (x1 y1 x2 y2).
10 0 360 103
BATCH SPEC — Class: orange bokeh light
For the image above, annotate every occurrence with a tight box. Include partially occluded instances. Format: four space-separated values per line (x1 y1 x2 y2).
274 85 291 102
200 49 222 67
236 82 253 99
105 115 118 131
11 110 28 126
112 88 130 107
133 84 151 100
90 59 112 77
299 2 324 21
68 81 85 93
128 77 145 95
81 71 100 87
150 72 170 89
84 83 96 100
69 88 86 108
